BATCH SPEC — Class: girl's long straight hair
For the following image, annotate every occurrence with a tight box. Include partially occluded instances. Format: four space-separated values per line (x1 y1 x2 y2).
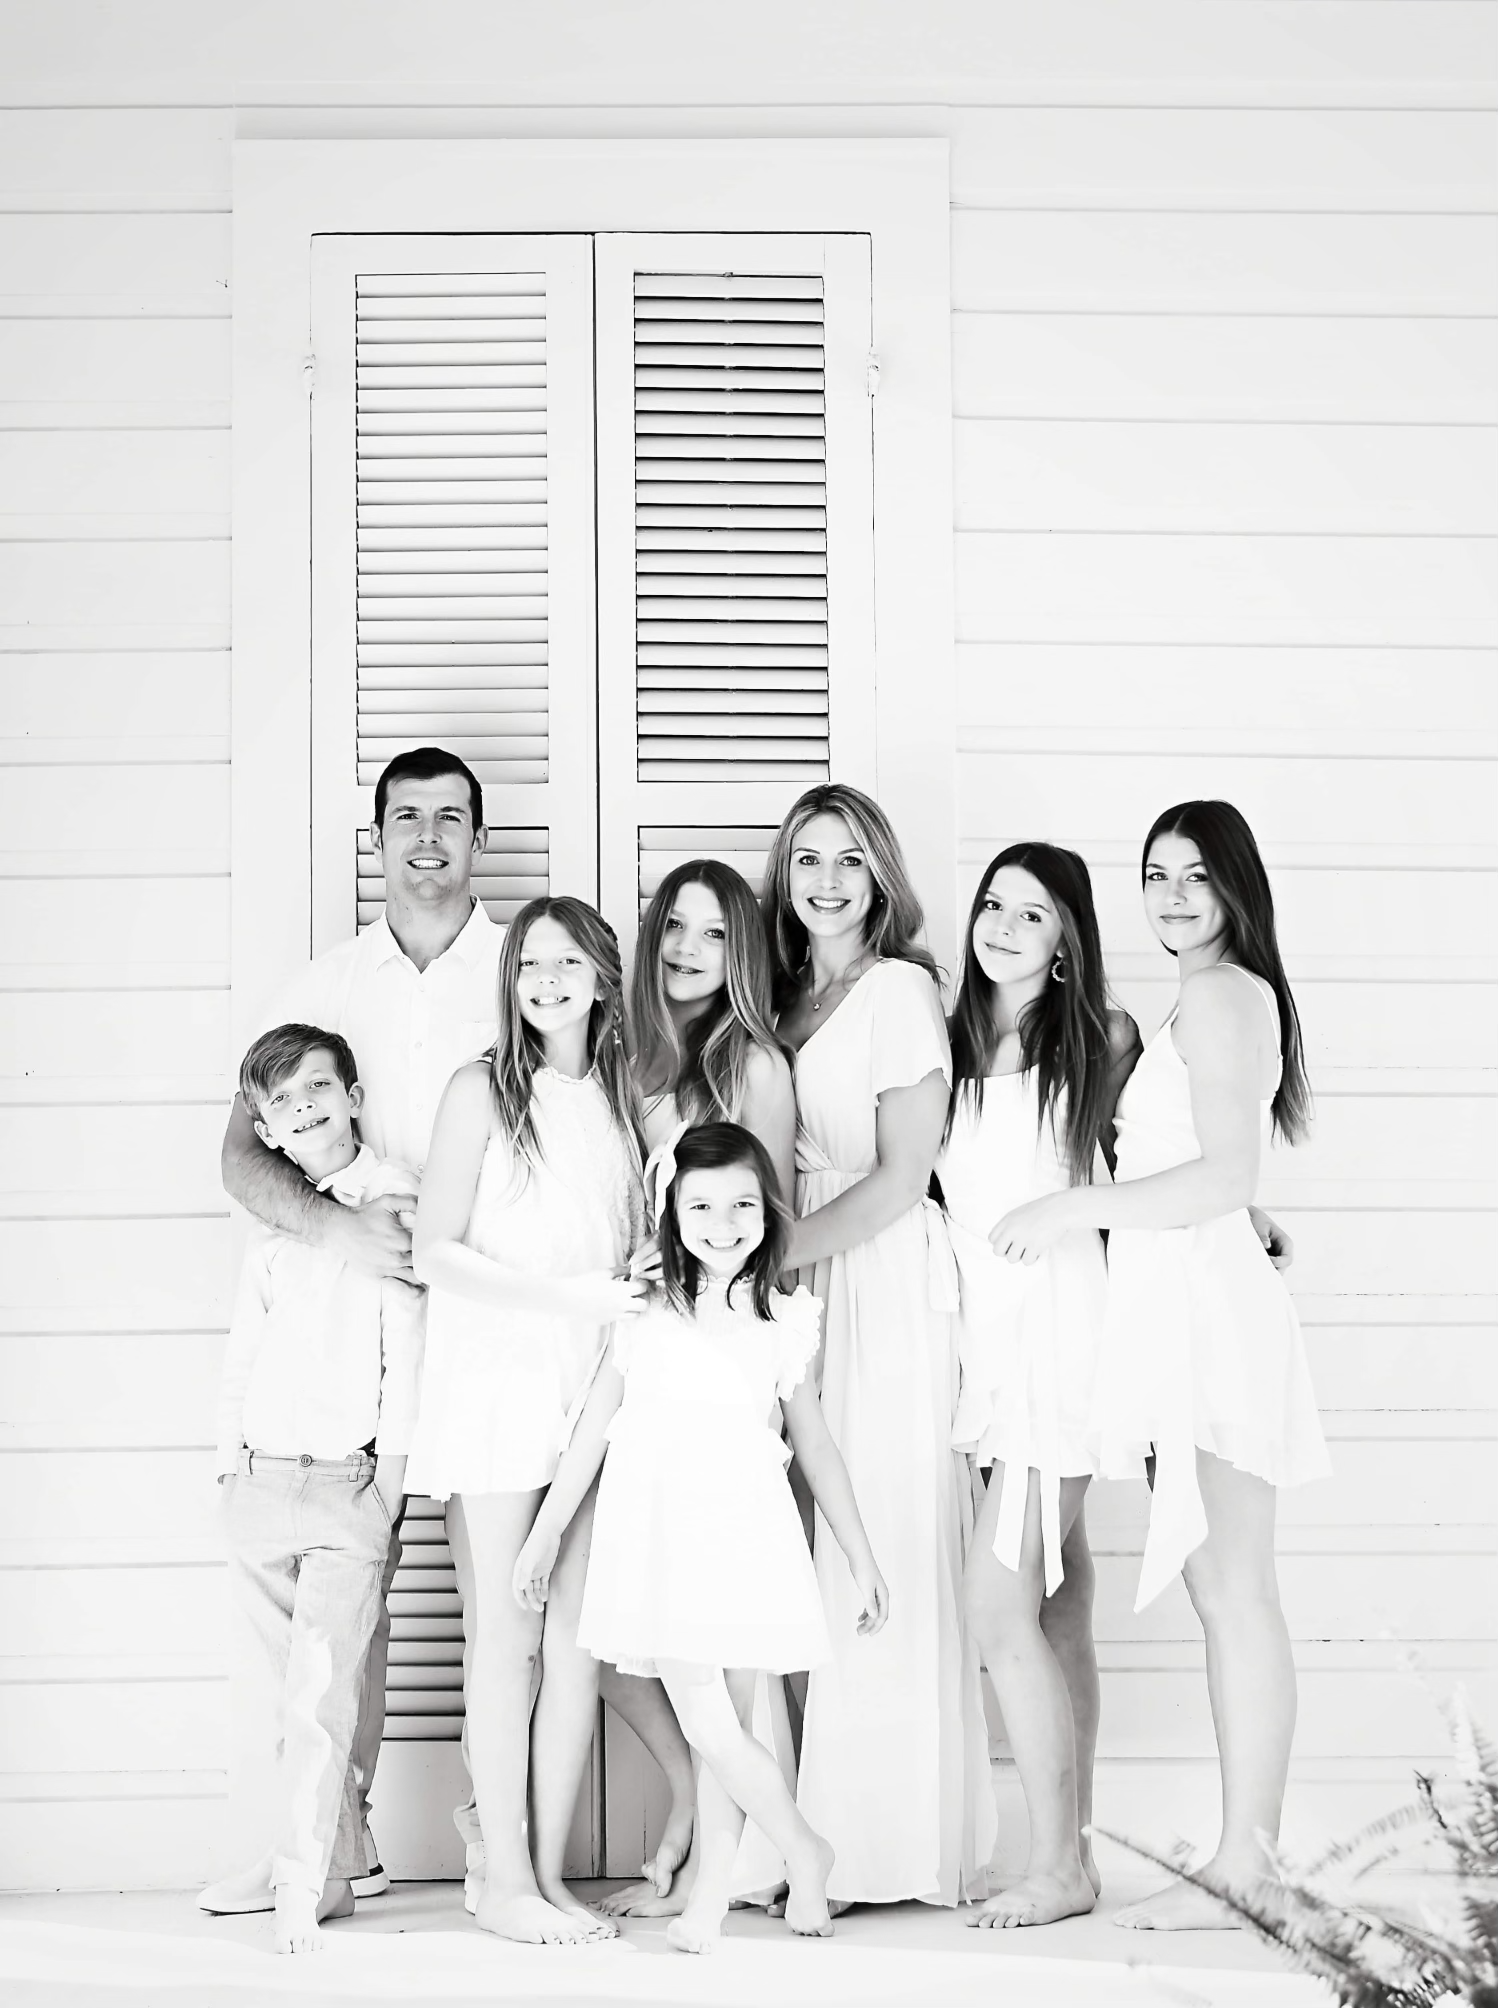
489 896 643 1179
658 1122 789 1323
630 859 787 1125
948 843 1113 1185
1143 799 1311 1144
760 781 939 1012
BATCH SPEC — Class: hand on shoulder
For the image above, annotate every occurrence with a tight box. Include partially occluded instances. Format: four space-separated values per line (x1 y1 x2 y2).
1106 1005 1142 1066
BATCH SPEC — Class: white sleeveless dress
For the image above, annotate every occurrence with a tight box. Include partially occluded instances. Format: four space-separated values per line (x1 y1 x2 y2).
1091 968 1330 1608
578 1280 829 1678
939 1075 1107 1594
405 1067 643 1498
789 960 997 1907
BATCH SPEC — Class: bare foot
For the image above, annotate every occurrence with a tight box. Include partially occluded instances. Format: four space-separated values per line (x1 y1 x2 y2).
535 1875 617 1941
274 1884 326 1955
645 1798 695 1897
475 1884 603 1944
665 1888 728 1955
1114 1877 1245 1931
199 1853 275 1915
782 1834 836 1939
971 1866 1096 1930
1079 1831 1102 1897
598 1877 687 1918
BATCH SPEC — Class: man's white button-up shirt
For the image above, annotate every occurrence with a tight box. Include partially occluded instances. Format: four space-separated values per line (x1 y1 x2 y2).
255 900 503 1171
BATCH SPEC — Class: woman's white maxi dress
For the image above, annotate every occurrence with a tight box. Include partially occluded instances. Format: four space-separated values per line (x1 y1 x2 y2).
790 959 997 1906
1092 967 1330 1609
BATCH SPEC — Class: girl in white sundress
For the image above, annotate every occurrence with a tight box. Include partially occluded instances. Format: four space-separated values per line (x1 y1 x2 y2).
988 801 1328 1933
764 782 997 1911
409 897 647 1947
938 841 1140 1931
596 858 800 1920
513 1122 889 1955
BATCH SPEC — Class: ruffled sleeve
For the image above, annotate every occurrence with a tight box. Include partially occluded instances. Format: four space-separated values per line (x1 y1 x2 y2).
770 1285 823 1399
868 960 951 1100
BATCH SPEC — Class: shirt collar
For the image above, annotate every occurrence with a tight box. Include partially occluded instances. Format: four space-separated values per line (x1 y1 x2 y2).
316 1143 384 1205
363 898 497 972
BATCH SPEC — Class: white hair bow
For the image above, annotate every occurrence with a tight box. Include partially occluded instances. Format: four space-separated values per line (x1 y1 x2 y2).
644 1117 691 1229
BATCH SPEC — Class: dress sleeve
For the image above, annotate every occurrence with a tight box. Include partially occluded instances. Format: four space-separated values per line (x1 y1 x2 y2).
771 1286 823 1399
868 962 952 1100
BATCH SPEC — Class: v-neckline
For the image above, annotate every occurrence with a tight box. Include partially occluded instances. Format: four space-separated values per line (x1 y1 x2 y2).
785 958 886 1057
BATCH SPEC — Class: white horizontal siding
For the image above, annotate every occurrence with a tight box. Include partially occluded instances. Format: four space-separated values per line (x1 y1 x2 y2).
0 0 1493 1888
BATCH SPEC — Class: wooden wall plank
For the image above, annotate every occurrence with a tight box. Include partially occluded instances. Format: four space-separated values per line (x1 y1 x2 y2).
0 1677 227 1773
1307 1329 1498 1414
0 1333 223 1445
953 211 1498 315
0 214 229 309
957 749 1493 849
0 882 229 977
0 320 230 406
0 1105 226 1214
0 542 229 631
0 431 227 518
0 766 227 854
951 107 1498 210
0 653 229 753
953 314 1498 424
3 1562 229 1658
0 1219 230 1330
957 643 1498 734
0 990 229 1083
0 108 232 206
954 531 1498 644
955 420 1498 536
1266 1209 1490 1297
0 1795 228 1893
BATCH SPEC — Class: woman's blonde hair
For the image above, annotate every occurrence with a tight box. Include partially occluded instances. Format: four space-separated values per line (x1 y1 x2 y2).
630 859 787 1125
489 896 643 1179
761 781 939 1010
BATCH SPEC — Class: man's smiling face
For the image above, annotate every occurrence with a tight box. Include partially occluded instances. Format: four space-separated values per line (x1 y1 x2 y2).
372 773 485 906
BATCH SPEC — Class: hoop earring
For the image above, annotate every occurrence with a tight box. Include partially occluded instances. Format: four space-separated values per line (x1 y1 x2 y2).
1050 955 1066 983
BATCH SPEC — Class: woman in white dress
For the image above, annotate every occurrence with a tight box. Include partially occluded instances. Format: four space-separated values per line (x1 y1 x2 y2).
938 842 1139 1929
596 858 798 1915
989 801 1328 1931
764 782 997 1909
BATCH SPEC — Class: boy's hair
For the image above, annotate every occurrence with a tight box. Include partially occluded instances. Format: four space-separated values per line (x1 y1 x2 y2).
373 746 484 834
240 1024 358 1121
659 1122 788 1323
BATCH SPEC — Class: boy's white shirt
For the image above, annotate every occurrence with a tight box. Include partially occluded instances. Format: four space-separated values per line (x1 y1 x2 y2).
215 1145 423 1475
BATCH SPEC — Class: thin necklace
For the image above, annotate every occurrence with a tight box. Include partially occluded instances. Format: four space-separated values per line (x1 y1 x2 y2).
808 951 871 1013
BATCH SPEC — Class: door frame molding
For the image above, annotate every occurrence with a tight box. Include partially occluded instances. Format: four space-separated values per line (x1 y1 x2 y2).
232 135 955 1043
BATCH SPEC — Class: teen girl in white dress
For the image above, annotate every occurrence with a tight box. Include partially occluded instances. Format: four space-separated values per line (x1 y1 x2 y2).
514 1123 889 1954
988 801 1328 1932
764 783 997 1910
409 897 646 1945
597 858 799 1916
937 842 1139 1929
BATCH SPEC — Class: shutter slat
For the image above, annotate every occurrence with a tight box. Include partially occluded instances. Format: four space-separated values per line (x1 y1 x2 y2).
359 620 548 643
635 366 825 391
360 549 548 573
359 506 548 529
638 644 827 668
634 344 824 370
358 366 548 390
638 760 825 783
360 651 547 676
358 274 547 300
637 575 827 599
637 551 826 576
638 666 826 690
635 390 825 416
359 412 549 437
639 689 826 715
634 273 822 299
635 528 826 553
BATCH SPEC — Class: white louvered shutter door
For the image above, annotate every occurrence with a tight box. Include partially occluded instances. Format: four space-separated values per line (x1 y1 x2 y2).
594 234 876 935
310 235 597 953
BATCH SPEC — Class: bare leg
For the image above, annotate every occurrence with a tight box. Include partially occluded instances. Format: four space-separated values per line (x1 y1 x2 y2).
453 1489 598 1945
1038 1508 1101 1894
527 1484 615 1940
597 1665 696 1900
659 1662 834 1945
966 1467 1096 1929
659 1671 755 1953
1117 1452 1294 1931
273 1879 355 1953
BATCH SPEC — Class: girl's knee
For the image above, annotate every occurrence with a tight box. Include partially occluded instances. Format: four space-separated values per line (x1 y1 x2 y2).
963 1555 1041 1641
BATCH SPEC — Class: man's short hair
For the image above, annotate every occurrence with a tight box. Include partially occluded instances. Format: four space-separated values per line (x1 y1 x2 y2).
240 1024 358 1121
373 747 484 835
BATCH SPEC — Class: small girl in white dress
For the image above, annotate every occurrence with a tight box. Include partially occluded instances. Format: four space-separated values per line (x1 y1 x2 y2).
938 842 1139 1930
514 1122 889 1955
410 897 646 1947
989 801 1328 1932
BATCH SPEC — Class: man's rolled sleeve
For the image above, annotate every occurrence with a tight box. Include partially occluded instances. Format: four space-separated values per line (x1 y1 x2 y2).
374 1277 427 1455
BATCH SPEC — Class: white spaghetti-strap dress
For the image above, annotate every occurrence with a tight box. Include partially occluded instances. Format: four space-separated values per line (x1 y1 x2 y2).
939 1075 1106 1594
790 960 997 1907
405 1067 643 1498
1092 968 1330 1608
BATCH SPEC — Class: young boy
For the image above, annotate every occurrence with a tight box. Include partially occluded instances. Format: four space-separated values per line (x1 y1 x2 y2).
201 1025 422 1954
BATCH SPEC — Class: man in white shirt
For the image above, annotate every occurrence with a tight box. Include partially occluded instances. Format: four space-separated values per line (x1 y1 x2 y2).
203 1025 423 1953
220 748 502 1897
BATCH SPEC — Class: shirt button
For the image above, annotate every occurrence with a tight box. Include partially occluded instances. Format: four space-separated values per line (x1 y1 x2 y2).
299 1454 312 1467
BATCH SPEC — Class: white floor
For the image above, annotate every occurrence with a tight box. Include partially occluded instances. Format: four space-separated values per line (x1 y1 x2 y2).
0 1879 1320 2007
